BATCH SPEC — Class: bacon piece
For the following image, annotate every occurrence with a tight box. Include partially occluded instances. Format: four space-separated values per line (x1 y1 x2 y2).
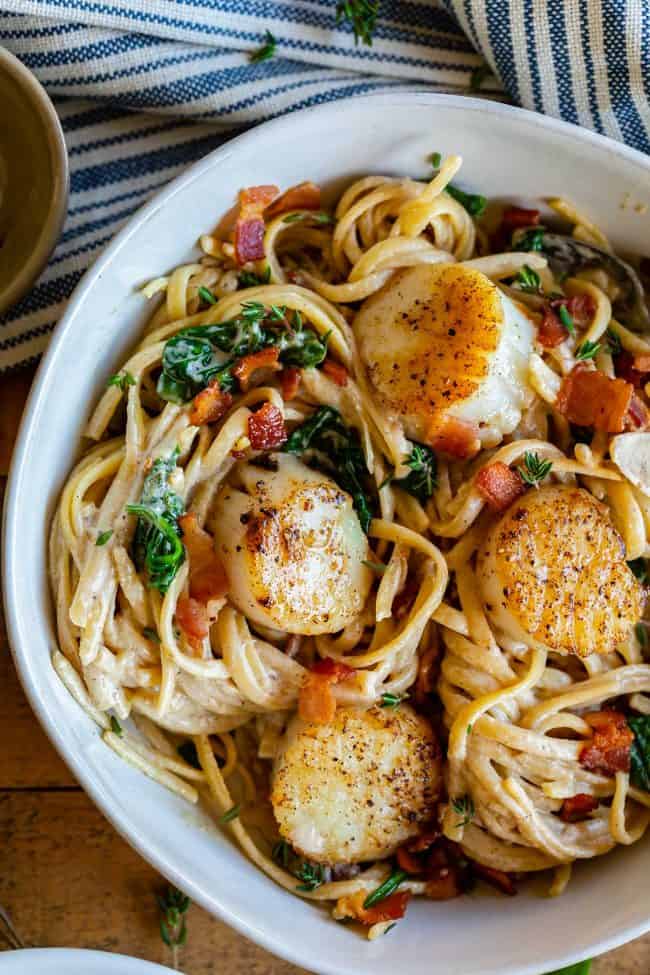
298 658 354 725
476 462 526 512
502 206 541 231
427 416 481 459
176 595 209 652
560 793 599 823
189 379 233 426
280 366 301 401
232 347 281 391
473 863 517 896
396 846 425 874
537 306 567 349
178 512 228 603
625 393 650 431
580 710 633 776
556 364 634 433
247 402 287 450
234 184 279 264
264 181 322 220
336 890 410 926
551 294 596 328
616 352 647 388
321 359 349 386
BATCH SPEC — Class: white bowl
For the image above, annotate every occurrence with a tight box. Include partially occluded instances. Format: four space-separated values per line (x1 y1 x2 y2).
0 949 175 974
4 93 650 975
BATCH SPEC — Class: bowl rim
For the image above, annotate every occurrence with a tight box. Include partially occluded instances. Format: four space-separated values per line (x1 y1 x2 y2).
0 948 176 973
0 48 69 316
4 91 650 975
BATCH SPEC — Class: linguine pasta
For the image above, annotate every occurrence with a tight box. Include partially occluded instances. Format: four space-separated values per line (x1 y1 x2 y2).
49 154 650 936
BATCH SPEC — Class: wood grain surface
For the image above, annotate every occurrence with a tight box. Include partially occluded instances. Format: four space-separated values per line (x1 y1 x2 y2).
1 366 649 973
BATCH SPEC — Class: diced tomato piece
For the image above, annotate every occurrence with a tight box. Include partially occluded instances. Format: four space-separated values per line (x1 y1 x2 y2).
176 595 209 651
233 347 281 391
321 359 349 386
264 181 322 220
556 364 633 433
234 218 265 264
625 393 650 431
247 402 287 450
560 793 599 823
298 658 354 725
580 710 633 776
427 416 481 459
189 379 233 426
476 462 526 512
179 513 228 603
360 891 410 924
310 658 354 680
280 366 301 401
551 294 596 328
473 863 517 896
537 306 568 348
502 206 540 231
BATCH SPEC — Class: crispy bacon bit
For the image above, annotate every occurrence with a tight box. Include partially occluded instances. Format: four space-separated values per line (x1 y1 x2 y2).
473 863 517 896
176 595 209 651
336 890 410 926
502 206 541 231
234 184 279 264
189 379 233 426
298 658 354 725
560 793 599 823
580 710 633 776
264 180 322 220
537 306 568 349
321 359 349 386
476 462 526 512
556 364 634 433
178 512 228 603
427 416 481 459
551 294 596 328
280 366 301 401
232 347 281 391
625 393 650 431
247 402 287 450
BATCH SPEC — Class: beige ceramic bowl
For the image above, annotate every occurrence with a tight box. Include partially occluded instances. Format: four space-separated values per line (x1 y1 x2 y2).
0 48 68 315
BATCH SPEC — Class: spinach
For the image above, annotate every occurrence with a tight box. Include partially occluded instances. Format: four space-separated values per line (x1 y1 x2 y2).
157 302 328 404
514 226 546 252
395 443 438 504
628 715 650 792
126 451 185 593
284 406 375 532
446 183 487 217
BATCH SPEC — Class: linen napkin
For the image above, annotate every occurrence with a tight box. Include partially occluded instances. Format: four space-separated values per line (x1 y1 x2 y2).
1 0 648 372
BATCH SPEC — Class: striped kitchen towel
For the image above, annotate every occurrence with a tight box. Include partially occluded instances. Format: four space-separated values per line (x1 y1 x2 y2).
1 0 649 371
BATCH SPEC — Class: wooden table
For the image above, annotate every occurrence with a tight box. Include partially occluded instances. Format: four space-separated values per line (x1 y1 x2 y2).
1 367 649 974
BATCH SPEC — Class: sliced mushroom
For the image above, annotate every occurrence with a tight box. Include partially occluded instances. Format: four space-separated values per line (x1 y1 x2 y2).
610 432 650 497
512 229 650 333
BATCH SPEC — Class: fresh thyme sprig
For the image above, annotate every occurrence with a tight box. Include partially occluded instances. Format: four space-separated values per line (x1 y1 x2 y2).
515 264 541 293
363 869 408 908
575 340 601 362
451 794 475 828
295 861 325 892
380 692 408 709
335 0 379 46
517 451 552 487
239 266 271 287
250 30 277 63
158 885 190 963
558 304 576 337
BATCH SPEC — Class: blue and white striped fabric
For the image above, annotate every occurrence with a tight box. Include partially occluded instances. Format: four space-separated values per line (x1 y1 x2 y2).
1 0 649 371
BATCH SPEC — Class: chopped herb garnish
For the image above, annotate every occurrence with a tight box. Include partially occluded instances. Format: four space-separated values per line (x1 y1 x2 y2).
380 692 408 708
628 715 650 792
446 183 487 218
363 560 387 574
295 861 325 892
157 885 190 952
284 406 375 532
635 622 649 650
628 558 649 584
384 923 397 935
515 264 541 293
469 63 490 91
516 227 546 252
575 340 601 362
95 529 113 546
363 869 408 909
451 794 475 828
110 715 123 737
219 804 241 824
430 151 442 169
282 211 335 225
517 451 552 487
335 0 378 46
250 30 276 63
107 371 136 392
197 285 217 306
272 840 291 868
126 451 185 593
238 266 271 288
558 304 576 337
394 443 438 504
143 626 161 643
606 328 622 356
466 723 473 735
177 741 201 769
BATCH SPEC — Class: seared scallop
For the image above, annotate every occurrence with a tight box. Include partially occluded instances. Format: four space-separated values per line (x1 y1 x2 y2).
211 454 372 635
354 263 535 449
477 486 644 657
271 704 441 864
